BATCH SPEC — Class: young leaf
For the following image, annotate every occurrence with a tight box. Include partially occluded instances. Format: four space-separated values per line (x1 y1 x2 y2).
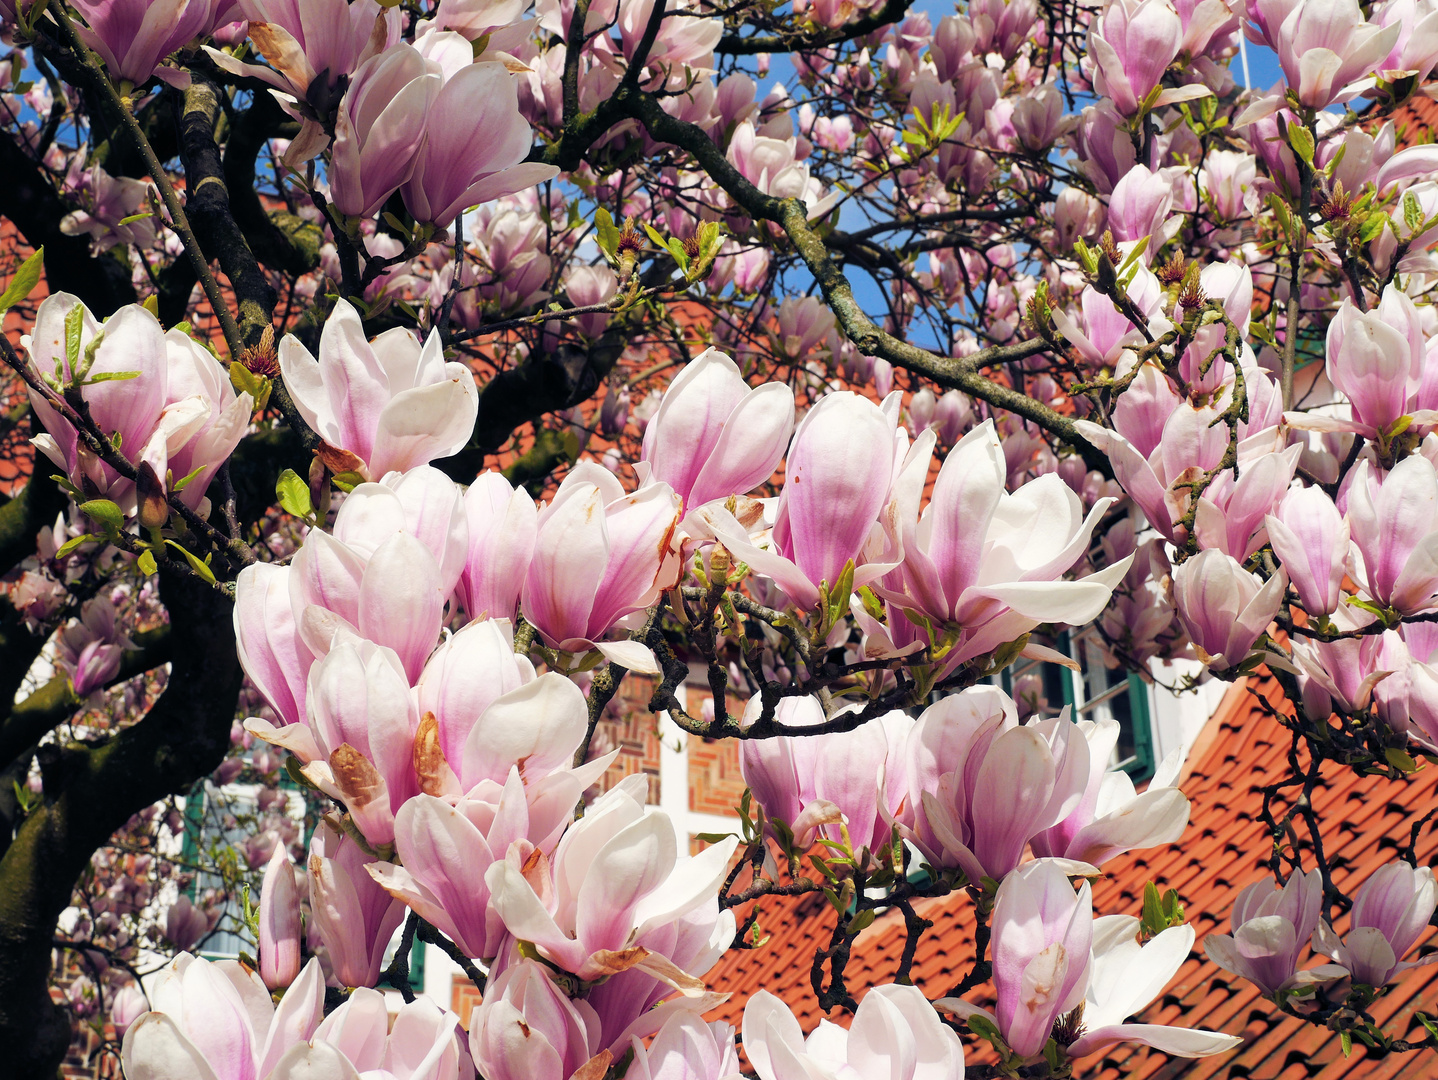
137 549 158 575
165 540 217 585
595 208 621 262
0 247 43 314
77 499 125 534
275 468 314 519
55 533 100 559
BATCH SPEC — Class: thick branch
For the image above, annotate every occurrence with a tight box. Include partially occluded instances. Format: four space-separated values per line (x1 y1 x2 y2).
0 571 241 1080
174 74 278 345
717 0 916 53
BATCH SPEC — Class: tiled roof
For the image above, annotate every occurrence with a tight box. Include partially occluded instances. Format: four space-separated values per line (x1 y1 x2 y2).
706 677 1438 1077
1386 94 1438 151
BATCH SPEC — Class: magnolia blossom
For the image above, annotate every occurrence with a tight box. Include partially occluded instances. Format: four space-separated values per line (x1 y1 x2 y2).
208 0 395 104
1272 0 1400 107
522 461 681 668
739 696 908 858
307 819 406 989
1264 486 1349 617
119 954 328 1080
1315 863 1438 986
277 299 478 478
415 618 537 772
26 295 253 513
639 347 795 510
1347 456 1438 615
939 859 1092 1059
625 1012 742 1080
1171 549 1286 669
469 959 605 1080
457 472 537 623
1030 720 1190 867
487 777 738 982
1064 917 1243 1058
1205 870 1346 995
258 846 301 990
744 984 966 1080
71 0 219 86
904 688 1091 883
1087 0 1193 115
880 420 1130 676
713 390 924 612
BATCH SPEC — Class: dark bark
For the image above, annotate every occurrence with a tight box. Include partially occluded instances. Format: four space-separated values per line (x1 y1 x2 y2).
0 572 241 1080
173 76 278 345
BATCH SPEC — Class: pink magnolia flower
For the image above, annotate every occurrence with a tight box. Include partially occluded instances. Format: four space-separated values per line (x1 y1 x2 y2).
626 1013 742 1080
328 43 438 218
164 895 215 952
416 619 537 775
401 58 557 229
904 688 1092 883
714 391 924 612
744 984 965 1080
258 845 302 990
368 775 571 962
278 299 478 479
235 563 316 730
310 989 471 1080
521 462 681 667
564 265 620 338
1347 456 1438 615
772 297 836 360
1205 870 1346 995
70 0 217 87
487 779 738 982
1315 863 1438 986
56 597 132 698
469 959 605 1080
1171 549 1286 668
1064 917 1243 1058
939 859 1093 1059
1030 721 1190 867
1049 270 1165 370
880 419 1130 675
208 0 396 105
739 697 908 859
457 471 537 623
120 953 326 1080
110 984 149 1039
307 819 406 988
1273 0 1400 107
1374 0 1438 80
1107 165 1182 253
1264 486 1349 617
1087 0 1184 116
26 295 252 513
302 640 420 846
639 347 795 510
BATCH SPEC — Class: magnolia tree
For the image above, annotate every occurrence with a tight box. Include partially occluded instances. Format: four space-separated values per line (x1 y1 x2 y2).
6 0 1438 1075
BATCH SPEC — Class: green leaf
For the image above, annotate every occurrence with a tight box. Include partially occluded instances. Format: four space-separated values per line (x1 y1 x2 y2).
1386 747 1420 773
137 549 158 575
165 541 217 585
331 470 365 492
1287 123 1315 166
1340 1031 1352 1057
595 208 621 261
55 533 100 559
0 247 43 314
848 909 876 933
1405 191 1425 234
83 370 141 383
275 468 314 519
170 464 207 492
78 499 125 533
1358 211 1388 244
693 831 736 843
64 303 84 377
117 211 154 226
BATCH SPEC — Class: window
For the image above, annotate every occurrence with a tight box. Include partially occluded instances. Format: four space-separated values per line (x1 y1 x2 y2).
996 626 1155 781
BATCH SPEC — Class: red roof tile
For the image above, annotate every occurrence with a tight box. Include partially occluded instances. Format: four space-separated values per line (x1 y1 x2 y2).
707 678 1438 1077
